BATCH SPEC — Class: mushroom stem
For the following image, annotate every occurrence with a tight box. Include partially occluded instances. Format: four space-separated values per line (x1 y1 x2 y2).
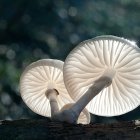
59 76 113 123
45 88 90 124
45 89 59 117
70 76 112 117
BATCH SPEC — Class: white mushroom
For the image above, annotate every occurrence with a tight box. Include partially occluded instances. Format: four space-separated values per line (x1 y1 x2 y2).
20 59 90 124
62 35 140 122
20 59 73 118
60 103 90 124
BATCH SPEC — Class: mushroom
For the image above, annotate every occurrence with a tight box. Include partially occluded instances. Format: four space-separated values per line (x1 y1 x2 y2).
60 103 90 124
20 59 73 118
20 59 90 124
62 35 140 122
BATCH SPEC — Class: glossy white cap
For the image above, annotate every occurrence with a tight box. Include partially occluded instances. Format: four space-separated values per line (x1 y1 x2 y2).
64 35 140 116
20 59 73 117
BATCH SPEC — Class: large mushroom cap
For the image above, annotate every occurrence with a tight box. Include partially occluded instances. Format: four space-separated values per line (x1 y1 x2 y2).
64 35 140 116
60 103 90 124
20 59 73 117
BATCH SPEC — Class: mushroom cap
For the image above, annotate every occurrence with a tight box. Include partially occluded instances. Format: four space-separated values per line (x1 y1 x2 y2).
63 35 140 116
60 103 90 124
20 59 73 117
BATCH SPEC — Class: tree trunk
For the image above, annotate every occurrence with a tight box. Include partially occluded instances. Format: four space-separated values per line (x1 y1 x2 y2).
0 119 140 140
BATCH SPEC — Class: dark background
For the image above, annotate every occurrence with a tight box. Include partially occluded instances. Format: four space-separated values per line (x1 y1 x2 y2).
0 0 140 123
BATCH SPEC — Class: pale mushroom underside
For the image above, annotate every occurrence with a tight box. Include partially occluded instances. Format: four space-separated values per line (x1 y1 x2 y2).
20 59 73 117
64 35 140 116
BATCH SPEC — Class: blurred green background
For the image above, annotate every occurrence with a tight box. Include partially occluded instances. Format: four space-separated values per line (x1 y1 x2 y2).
0 0 140 123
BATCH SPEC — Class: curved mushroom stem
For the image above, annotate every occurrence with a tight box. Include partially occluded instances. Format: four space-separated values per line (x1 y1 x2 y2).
61 69 116 123
45 89 59 117
67 76 112 122
58 75 114 123
45 89 90 124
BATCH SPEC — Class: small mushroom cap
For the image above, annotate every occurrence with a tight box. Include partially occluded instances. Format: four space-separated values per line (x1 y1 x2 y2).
60 103 90 124
64 35 140 116
20 59 73 117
